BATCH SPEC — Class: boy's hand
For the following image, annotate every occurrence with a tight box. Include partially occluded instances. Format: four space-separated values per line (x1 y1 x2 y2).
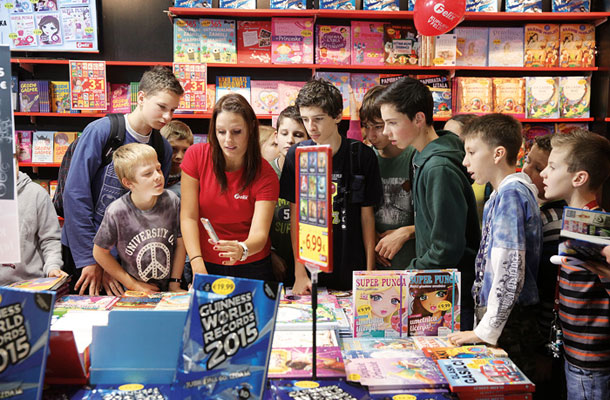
169 281 187 292
102 273 124 296
130 281 159 294
48 269 67 278
375 226 414 261
292 275 312 295
447 330 483 346
75 264 103 295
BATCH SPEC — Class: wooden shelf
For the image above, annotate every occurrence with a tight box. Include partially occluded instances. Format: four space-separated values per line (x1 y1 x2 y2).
19 162 61 167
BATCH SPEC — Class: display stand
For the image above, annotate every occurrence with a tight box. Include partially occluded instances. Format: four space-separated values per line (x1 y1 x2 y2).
305 264 320 379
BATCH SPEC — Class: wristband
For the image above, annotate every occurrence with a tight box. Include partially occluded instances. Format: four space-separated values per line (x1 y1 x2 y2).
168 278 182 283
190 255 202 262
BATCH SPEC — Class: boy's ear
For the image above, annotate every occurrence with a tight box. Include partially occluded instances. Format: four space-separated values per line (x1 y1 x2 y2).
492 146 507 164
414 112 426 126
137 91 145 107
333 113 342 124
121 177 134 190
572 170 590 188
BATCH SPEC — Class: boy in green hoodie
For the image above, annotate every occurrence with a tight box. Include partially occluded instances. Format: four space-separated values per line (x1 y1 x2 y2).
377 77 481 329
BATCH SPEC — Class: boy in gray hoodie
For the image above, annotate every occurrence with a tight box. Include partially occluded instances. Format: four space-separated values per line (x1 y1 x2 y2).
0 171 64 285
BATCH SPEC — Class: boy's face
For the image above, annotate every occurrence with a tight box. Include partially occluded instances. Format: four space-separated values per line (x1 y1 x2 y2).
540 147 577 202
276 118 307 157
522 144 549 201
298 106 341 145
139 90 180 131
125 160 164 198
216 111 249 164
380 104 420 150
363 118 389 150
169 138 191 175
462 136 496 185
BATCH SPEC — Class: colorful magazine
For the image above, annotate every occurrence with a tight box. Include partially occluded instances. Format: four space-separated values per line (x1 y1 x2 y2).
455 27 488 67
215 76 251 104
55 295 119 311
272 329 338 348
271 17 314 64
173 18 201 63
350 21 385 66
422 345 494 360
112 291 163 309
154 292 192 310
275 302 338 331
200 18 237 64
237 20 272 64
559 207 610 266
268 346 345 378
341 337 417 352
316 25 350 65
412 336 455 350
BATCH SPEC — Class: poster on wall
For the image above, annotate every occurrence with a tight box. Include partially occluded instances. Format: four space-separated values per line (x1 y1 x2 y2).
69 60 106 110
0 0 99 53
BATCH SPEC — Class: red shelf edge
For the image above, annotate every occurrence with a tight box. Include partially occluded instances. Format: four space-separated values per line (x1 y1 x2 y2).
14 112 107 117
19 162 61 167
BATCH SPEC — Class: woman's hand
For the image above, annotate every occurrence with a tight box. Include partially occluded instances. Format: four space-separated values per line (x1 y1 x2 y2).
213 239 244 265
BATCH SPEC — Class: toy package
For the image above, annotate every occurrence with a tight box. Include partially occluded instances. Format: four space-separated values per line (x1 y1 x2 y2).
559 24 595 68
488 27 524 67
350 21 385 66
506 0 542 12
455 27 488 67
492 78 526 118
553 0 589 12
526 77 559 119
559 76 590 118
524 24 559 68
455 77 493 115
364 0 399 10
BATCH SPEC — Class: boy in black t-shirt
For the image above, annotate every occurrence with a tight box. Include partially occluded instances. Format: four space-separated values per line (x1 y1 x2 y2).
279 79 382 293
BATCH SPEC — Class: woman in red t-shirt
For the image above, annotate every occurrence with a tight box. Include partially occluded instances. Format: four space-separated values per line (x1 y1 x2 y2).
181 93 279 282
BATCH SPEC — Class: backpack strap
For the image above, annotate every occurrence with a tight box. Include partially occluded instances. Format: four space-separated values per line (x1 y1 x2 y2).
102 113 126 166
149 129 166 164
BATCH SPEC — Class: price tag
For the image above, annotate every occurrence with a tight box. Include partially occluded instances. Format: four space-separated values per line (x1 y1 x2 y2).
69 60 107 111
173 63 207 111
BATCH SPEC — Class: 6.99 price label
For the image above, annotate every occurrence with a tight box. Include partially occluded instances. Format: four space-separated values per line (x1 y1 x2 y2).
298 223 329 267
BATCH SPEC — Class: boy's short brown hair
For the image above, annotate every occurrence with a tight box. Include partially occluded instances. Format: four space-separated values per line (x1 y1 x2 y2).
139 65 184 97
551 129 610 190
160 120 194 144
113 143 158 186
461 113 523 165
533 134 552 153
359 85 386 124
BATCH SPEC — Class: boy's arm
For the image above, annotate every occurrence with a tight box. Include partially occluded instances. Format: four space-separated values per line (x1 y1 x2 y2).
93 245 159 294
180 171 207 277
361 206 376 270
291 202 312 295
36 188 63 277
376 225 415 261
169 237 186 292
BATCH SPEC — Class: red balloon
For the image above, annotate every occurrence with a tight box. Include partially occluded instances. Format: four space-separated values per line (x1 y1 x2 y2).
414 0 466 37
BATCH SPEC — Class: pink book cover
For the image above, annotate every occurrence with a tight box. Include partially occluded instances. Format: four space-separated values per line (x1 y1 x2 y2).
268 346 345 378
251 80 280 115
316 25 350 65
237 20 272 64
350 73 381 113
109 83 131 114
278 81 306 111
350 21 385 66
16 131 32 163
271 17 314 64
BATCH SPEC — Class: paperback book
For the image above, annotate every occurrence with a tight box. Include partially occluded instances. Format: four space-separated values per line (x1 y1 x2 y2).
269 379 371 400
19 80 48 112
526 77 559 119
200 18 237 64
559 76 590 118
31 130 55 163
383 24 419 66
112 291 163 309
278 81 306 111
559 207 610 266
8 275 68 291
524 24 559 68
488 28 524 67
363 0 399 10
53 132 77 164
268 346 345 378
50 81 73 113
455 27 488 67
559 24 595 68
251 80 280 115
237 20 272 64
455 77 493 115
109 83 131 114
173 18 202 63
350 21 385 66
422 345 494 360
315 25 350 65
216 76 251 104
55 295 119 311
433 34 457 66
271 17 314 64
431 88 452 119
16 130 33 163
492 78 526 118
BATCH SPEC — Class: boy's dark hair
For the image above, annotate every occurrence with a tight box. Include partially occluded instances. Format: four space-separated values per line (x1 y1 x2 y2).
533 134 552 153
448 113 478 128
461 113 523 165
359 85 386 124
376 77 434 126
139 65 184 97
551 129 610 191
276 105 304 130
295 78 343 119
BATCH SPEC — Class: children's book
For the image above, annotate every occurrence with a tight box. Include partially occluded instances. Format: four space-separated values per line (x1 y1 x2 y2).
268 346 345 378
436 358 535 394
200 18 237 64
250 80 280 115
154 292 192 310
526 77 559 119
559 76 590 119
315 72 350 117
506 0 542 12
553 0 589 12
341 337 417 352
431 88 452 119
269 379 371 400
559 24 595 68
433 34 457 66
350 73 381 116
270 0 306 9
109 83 131 114
272 329 338 348
363 0 399 10
219 0 255 8
350 21 385 66
19 80 43 112
278 81 306 111
215 76 251 104
406 269 461 336
16 130 33 163
8 275 68 291
175 274 282 399
173 18 202 63
205 83 216 112
55 295 119 310
237 20 272 64
383 24 419 66
271 17 314 64
320 0 356 9
316 25 350 65
524 24 559 68
275 302 338 330
492 78 526 118
558 207 610 266
0 286 56 400
50 81 73 113
31 130 55 163
455 77 493 115
455 27 488 67
10 14 38 49
422 345 494 360
53 132 77 164
555 122 588 135
417 74 450 89
175 0 211 7
112 291 163 309
466 0 498 11
343 347 425 361
488 28 524 67
88 385 174 399
412 336 455 350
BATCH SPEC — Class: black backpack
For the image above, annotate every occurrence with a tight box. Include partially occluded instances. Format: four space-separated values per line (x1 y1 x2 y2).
53 113 166 218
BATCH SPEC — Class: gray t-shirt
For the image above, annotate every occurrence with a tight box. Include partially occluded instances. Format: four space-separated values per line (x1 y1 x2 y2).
94 190 181 290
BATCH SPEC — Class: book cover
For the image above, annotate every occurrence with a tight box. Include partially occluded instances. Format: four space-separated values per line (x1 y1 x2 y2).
553 0 589 12
278 81 306 111
200 18 237 64
0 286 56 400
109 83 131 114
524 24 559 68
526 77 559 119
320 0 356 9
455 27 488 67
205 83 216 112
492 78 526 118
383 24 419 66
53 132 77 164
215 76 251 104
466 0 498 11
271 17 314 64
55 295 119 311
251 80 280 115
272 329 338 348
237 20 272 64
316 25 350 65
35 13 63 46
219 0 256 8
19 80 42 112
112 291 163 309
488 28 524 67
363 0 399 10
31 130 55 163
275 302 338 331
456 77 493 115
270 0 306 9
559 24 595 68
559 76 590 118
343 347 425 361
506 0 542 12
175 0 211 6
269 379 370 400
341 337 417 352
412 336 455 350
268 346 345 378
38 81 50 113
406 269 461 336
350 21 385 66
88 385 174 399
16 130 33 163
49 180 58 199
60 6 95 42
431 88 452 119
436 358 535 394
175 274 282 399
154 292 192 310
350 73 381 116
8 275 67 291
10 14 38 49
559 207 610 265
50 81 72 113
422 345 493 360
433 34 457 66
417 74 451 89
315 72 351 117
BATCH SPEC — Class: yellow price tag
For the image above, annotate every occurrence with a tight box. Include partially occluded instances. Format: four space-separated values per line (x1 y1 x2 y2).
85 27 94 34
437 300 452 311
33 29 42 35
201 20 211 27
8 33 17 39
4 3 14 9
347 373 360 381
294 381 319 389
212 278 235 295
301 30 312 37
357 305 371 315
393 396 416 400
118 384 144 391
298 223 329 266
320 26 331 33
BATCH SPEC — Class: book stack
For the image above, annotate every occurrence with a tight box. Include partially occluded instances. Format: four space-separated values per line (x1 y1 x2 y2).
19 80 50 112
8 275 69 298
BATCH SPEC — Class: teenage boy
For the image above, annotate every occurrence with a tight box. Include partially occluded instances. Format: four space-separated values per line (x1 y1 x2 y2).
93 143 185 293
279 79 382 293
540 130 610 400
448 114 542 379
377 77 480 329
360 85 416 269
160 120 194 198
62 66 182 295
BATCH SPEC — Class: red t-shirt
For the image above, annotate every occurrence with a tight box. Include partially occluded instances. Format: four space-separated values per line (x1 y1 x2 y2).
181 143 279 264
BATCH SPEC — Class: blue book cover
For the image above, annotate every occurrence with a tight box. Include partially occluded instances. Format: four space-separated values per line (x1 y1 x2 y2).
0 286 56 400
174 18 202 63
175 274 282 399
270 0 306 9
269 379 371 399
175 0 211 7
219 0 256 9
319 0 355 10
553 0 589 12
363 0 399 10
